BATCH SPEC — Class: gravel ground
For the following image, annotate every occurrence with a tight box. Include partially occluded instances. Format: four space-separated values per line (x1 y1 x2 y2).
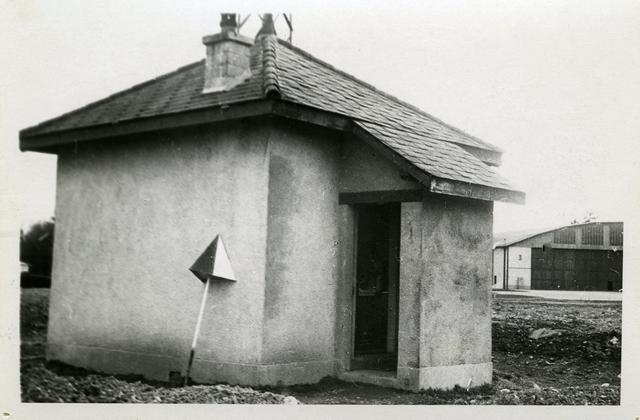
20 288 298 404
21 362 298 404
271 293 621 404
20 288 621 404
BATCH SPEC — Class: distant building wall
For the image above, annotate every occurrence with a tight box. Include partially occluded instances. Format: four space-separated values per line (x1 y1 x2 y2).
507 247 531 289
492 248 504 289
493 222 624 291
492 246 531 289
507 247 531 269
508 268 531 290
531 248 623 291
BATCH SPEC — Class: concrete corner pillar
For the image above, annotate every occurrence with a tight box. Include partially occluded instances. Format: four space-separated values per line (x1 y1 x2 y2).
397 197 493 391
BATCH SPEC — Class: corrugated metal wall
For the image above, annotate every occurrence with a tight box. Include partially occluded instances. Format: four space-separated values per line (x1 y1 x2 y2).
531 248 623 291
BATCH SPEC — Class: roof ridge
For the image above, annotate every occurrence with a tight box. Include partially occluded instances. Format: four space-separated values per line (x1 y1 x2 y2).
21 60 204 136
260 35 280 98
276 39 500 152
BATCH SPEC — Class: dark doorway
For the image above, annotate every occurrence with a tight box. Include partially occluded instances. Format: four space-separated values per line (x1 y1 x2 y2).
352 203 400 371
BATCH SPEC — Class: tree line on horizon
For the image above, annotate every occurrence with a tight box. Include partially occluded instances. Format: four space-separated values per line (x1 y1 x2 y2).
20 218 54 278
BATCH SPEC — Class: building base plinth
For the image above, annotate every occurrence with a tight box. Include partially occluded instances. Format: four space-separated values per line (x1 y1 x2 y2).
398 362 493 391
47 342 491 391
338 362 492 392
47 342 335 387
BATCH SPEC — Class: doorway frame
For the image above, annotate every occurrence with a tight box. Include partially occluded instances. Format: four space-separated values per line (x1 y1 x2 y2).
337 189 423 374
349 202 401 370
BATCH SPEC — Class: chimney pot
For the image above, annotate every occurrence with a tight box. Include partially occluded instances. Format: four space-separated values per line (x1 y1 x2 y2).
256 13 277 38
220 13 237 35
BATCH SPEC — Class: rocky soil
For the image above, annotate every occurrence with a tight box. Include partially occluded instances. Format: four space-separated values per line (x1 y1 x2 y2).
20 289 621 404
21 362 298 404
20 289 298 404
273 293 621 404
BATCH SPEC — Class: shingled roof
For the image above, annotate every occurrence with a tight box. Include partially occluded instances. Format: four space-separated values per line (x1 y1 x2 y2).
20 30 524 204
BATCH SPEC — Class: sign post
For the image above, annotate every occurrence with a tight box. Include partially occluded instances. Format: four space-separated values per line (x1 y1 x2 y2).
184 234 236 386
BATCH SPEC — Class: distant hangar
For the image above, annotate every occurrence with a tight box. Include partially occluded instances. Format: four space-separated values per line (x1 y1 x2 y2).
493 222 623 291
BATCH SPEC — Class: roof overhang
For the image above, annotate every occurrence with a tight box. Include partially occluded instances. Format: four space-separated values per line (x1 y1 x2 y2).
20 99 278 152
348 122 524 204
20 98 524 204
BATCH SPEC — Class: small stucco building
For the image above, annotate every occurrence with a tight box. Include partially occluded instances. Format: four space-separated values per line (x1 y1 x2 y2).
493 222 623 291
20 14 524 391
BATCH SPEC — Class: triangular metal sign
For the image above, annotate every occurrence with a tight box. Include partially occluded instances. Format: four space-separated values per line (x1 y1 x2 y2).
189 234 237 282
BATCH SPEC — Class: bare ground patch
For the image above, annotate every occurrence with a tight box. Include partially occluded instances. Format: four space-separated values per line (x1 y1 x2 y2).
20 289 621 404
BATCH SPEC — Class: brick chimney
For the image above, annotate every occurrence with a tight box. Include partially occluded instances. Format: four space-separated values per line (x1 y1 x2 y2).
202 14 254 94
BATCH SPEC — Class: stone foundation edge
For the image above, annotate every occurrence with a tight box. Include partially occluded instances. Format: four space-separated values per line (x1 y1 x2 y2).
47 342 335 387
398 361 493 391
46 343 491 390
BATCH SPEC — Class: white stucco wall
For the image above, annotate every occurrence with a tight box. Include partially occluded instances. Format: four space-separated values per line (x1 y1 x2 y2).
339 137 420 193
48 124 272 383
47 117 496 390
260 122 341 383
261 122 425 384
397 197 494 390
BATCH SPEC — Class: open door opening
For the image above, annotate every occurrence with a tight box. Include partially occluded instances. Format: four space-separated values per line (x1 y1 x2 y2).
351 203 400 371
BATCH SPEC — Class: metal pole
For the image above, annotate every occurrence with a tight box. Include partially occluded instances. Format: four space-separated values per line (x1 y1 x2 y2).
184 277 211 386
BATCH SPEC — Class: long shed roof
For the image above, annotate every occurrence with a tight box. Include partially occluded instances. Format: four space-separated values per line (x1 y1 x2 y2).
494 221 624 248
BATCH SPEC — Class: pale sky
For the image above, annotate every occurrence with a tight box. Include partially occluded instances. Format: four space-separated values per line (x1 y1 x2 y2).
2 0 640 233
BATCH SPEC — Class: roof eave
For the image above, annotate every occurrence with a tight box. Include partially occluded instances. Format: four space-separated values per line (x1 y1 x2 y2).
19 99 277 153
429 178 525 205
19 98 355 153
19 97 525 204
462 145 502 167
